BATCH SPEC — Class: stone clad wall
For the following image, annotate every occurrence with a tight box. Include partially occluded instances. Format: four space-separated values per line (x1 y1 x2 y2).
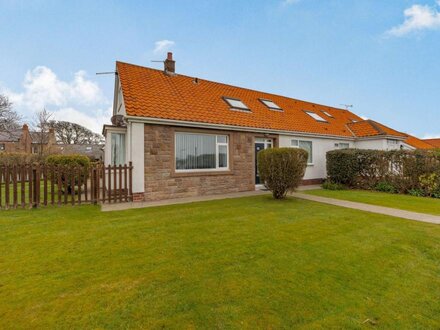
143 124 255 201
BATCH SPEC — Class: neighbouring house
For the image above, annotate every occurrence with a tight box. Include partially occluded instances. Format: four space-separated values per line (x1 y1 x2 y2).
103 53 432 202
0 124 32 153
423 138 440 148
0 125 104 160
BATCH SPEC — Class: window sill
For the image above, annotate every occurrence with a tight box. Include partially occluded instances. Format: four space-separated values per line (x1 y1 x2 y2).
172 170 233 178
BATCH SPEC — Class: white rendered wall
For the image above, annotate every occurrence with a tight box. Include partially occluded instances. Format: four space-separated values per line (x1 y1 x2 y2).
278 135 354 180
128 122 145 193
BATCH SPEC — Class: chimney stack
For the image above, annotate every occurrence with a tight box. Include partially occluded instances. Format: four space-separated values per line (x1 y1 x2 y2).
164 52 175 74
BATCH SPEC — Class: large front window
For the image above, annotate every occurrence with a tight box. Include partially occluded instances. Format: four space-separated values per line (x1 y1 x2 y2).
111 133 125 165
175 132 229 171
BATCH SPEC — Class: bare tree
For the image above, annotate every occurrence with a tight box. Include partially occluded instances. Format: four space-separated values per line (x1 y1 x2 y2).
0 94 21 132
49 121 104 144
32 108 53 156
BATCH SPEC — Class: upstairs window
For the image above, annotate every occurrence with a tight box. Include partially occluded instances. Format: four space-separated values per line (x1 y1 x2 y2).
305 111 327 122
322 111 333 118
259 99 282 111
223 97 250 112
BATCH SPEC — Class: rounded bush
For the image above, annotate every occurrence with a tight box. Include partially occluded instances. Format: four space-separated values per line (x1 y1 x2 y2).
257 147 308 199
46 154 91 169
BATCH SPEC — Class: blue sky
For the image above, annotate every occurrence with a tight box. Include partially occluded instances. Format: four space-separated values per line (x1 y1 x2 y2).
0 0 439 137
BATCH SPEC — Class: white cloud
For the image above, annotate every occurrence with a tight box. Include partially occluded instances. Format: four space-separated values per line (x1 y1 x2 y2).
386 1 440 37
1 66 110 134
153 39 175 54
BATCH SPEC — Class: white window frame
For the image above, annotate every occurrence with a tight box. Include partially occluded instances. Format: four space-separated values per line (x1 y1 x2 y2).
322 111 333 118
338 143 350 149
111 132 126 166
223 97 250 112
175 132 229 172
259 99 283 111
291 139 313 165
305 111 328 122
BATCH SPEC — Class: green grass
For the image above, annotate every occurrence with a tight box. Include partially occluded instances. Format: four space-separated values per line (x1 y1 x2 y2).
1 196 439 329
305 189 440 216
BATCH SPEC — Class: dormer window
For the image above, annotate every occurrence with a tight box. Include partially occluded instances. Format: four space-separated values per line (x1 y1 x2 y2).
259 99 282 111
223 97 250 112
322 111 333 118
305 111 327 122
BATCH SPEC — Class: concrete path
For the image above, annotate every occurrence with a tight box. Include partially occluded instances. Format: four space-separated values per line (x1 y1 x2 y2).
291 192 440 225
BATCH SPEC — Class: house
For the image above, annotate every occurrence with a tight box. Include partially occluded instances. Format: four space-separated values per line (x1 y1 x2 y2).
423 138 440 148
103 53 431 202
0 124 32 153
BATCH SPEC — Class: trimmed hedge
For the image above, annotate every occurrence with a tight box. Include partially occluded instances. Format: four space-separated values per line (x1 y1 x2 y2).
258 147 308 199
326 149 440 197
46 154 90 172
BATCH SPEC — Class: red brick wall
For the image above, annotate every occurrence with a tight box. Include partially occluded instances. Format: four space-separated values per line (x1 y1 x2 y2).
143 124 256 201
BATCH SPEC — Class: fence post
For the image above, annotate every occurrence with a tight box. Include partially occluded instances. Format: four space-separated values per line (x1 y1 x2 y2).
32 167 37 208
129 161 133 201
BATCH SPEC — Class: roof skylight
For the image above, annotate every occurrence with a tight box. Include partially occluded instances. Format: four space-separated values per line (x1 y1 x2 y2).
260 99 282 111
305 111 327 122
223 97 250 111
322 111 333 118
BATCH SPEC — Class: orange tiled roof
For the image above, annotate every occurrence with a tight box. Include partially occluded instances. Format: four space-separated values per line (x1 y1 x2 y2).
116 61 416 143
117 62 363 137
346 120 406 138
404 135 434 149
423 138 440 148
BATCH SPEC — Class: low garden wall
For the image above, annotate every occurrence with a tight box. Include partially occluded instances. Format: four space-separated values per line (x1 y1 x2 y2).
326 149 440 198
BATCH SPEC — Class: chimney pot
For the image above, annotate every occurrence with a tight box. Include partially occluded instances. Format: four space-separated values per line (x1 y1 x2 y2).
167 52 173 60
22 124 29 131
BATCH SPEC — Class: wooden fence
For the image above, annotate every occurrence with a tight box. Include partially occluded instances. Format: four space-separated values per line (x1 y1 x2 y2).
0 162 133 209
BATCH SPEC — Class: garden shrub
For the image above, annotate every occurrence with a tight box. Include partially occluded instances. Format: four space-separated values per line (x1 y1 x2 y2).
322 181 346 190
326 149 359 186
46 154 91 193
375 181 396 194
258 147 308 199
0 152 43 166
326 149 440 198
46 154 91 170
419 173 439 197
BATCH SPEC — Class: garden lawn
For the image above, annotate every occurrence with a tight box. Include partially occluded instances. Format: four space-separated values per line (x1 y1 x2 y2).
305 189 440 216
1 195 439 329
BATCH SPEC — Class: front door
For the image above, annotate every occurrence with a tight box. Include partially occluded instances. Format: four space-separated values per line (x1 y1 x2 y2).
255 138 273 184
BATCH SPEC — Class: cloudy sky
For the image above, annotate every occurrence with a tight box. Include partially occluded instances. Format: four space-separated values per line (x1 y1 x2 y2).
0 0 439 137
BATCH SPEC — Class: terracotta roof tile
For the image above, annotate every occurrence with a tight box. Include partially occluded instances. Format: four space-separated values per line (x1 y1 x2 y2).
117 61 362 137
423 138 440 148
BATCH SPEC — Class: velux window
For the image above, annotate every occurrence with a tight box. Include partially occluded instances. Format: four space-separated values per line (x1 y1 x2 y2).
291 139 313 164
305 111 327 122
260 99 282 111
175 132 228 171
223 97 250 111
322 111 333 118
